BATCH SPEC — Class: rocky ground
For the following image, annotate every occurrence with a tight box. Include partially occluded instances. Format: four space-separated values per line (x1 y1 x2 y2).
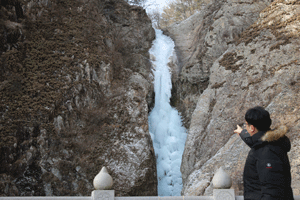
166 0 300 196
0 0 157 196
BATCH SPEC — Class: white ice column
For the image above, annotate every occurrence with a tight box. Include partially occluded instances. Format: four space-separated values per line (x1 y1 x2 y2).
148 29 187 196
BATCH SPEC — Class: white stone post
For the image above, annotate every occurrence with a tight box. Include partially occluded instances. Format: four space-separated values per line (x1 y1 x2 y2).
92 190 114 200
212 167 235 200
92 167 114 200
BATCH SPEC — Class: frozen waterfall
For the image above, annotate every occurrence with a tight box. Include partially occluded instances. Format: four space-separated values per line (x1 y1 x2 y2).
148 29 187 196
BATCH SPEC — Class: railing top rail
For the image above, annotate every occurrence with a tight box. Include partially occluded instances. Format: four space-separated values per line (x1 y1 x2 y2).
1 195 300 200
0 198 90 200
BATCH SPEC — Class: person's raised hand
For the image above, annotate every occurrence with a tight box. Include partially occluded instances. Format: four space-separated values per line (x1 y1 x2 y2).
234 125 243 135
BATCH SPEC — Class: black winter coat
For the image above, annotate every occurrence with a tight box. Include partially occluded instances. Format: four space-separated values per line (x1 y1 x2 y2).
240 126 294 200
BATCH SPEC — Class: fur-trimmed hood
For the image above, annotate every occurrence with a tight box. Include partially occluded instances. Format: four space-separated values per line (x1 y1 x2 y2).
261 125 288 142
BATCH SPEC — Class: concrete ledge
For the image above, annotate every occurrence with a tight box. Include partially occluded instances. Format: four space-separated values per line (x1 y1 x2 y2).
116 197 160 200
1 196 300 200
182 197 213 200
115 197 213 200
0 198 90 200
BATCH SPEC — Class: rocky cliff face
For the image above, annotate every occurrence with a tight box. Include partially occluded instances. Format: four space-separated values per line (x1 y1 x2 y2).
166 0 300 196
0 0 156 196
164 0 273 128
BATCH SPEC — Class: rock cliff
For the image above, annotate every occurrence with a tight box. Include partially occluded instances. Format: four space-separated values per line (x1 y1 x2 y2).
164 0 273 128
0 0 157 196
166 0 300 196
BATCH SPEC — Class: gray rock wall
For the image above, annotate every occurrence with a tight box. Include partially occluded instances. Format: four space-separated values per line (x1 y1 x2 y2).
0 0 157 196
164 0 273 128
166 0 300 196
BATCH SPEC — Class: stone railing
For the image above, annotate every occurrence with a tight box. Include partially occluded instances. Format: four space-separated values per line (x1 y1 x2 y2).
1 167 299 200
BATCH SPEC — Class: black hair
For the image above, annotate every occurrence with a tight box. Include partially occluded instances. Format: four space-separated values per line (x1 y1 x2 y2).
245 106 272 131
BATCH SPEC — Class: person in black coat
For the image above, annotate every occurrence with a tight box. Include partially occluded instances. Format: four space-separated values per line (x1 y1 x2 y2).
234 106 294 200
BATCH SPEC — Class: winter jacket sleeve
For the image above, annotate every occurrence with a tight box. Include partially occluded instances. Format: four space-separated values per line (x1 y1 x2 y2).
239 129 254 147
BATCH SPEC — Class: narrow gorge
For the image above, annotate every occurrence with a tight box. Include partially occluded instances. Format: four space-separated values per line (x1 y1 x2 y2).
1 0 300 197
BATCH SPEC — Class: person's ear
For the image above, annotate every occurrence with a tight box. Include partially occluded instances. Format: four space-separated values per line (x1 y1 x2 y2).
249 125 255 133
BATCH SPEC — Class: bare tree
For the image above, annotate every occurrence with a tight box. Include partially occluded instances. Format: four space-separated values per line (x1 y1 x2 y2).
124 0 147 7
160 0 206 28
147 8 161 28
